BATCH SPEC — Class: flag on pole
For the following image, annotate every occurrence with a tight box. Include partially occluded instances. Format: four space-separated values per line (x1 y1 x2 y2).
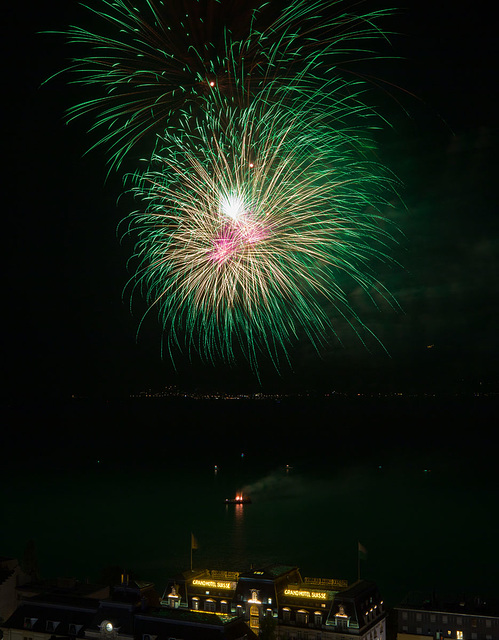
191 533 199 551
358 542 367 560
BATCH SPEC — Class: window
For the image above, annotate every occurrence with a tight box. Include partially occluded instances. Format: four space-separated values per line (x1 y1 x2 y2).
417 614 422 622
443 617 448 624
402 612 408 621
236 605 244 616
457 632 463 640
250 605 260 631
192 597 199 610
221 601 228 614
205 599 216 612
269 598 272 604
431 615 436 623
283 608 291 623
297 610 309 626
314 612 322 628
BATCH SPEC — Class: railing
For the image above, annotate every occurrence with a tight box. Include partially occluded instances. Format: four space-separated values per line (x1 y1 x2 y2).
210 570 240 580
303 578 348 589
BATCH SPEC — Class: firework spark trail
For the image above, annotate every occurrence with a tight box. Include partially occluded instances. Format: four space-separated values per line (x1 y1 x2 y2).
55 0 404 374
122 84 402 371
58 0 397 171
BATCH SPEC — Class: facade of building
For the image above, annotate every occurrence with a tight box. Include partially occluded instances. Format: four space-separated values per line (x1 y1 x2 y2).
168 564 386 640
0 557 29 623
1 564 386 640
395 593 499 640
1 576 253 640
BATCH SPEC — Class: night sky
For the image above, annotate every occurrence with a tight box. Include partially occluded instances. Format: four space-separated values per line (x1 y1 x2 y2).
3 0 497 399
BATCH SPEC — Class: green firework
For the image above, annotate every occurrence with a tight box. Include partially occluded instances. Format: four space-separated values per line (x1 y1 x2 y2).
61 0 395 171
122 82 402 372
57 0 404 373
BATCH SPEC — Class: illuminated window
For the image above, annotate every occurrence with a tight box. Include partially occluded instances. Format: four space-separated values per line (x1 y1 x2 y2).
205 599 216 612
192 597 199 610
297 610 309 626
269 598 272 604
250 605 260 630
457 632 463 640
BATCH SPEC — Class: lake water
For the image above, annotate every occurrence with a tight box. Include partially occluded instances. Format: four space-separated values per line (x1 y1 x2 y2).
1 395 497 607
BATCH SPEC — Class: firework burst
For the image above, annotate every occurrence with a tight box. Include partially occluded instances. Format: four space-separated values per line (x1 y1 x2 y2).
55 0 404 374
60 0 396 171
123 85 401 371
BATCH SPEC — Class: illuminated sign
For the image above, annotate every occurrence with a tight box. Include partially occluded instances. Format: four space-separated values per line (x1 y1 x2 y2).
192 580 236 589
284 589 328 600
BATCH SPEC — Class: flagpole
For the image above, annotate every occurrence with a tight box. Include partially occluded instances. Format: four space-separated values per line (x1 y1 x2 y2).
357 542 360 581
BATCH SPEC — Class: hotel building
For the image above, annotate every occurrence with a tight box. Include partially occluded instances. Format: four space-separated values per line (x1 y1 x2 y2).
167 564 386 640
1 564 386 640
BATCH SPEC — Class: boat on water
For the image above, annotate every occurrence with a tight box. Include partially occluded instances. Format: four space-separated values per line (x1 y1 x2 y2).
225 493 252 504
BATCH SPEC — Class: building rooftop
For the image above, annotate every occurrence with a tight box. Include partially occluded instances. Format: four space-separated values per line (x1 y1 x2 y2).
396 592 499 617
239 565 299 581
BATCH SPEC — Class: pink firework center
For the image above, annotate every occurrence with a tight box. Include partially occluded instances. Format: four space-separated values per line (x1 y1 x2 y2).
210 193 269 265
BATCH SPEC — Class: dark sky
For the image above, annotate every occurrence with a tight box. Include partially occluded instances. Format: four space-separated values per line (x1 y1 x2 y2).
3 0 497 398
